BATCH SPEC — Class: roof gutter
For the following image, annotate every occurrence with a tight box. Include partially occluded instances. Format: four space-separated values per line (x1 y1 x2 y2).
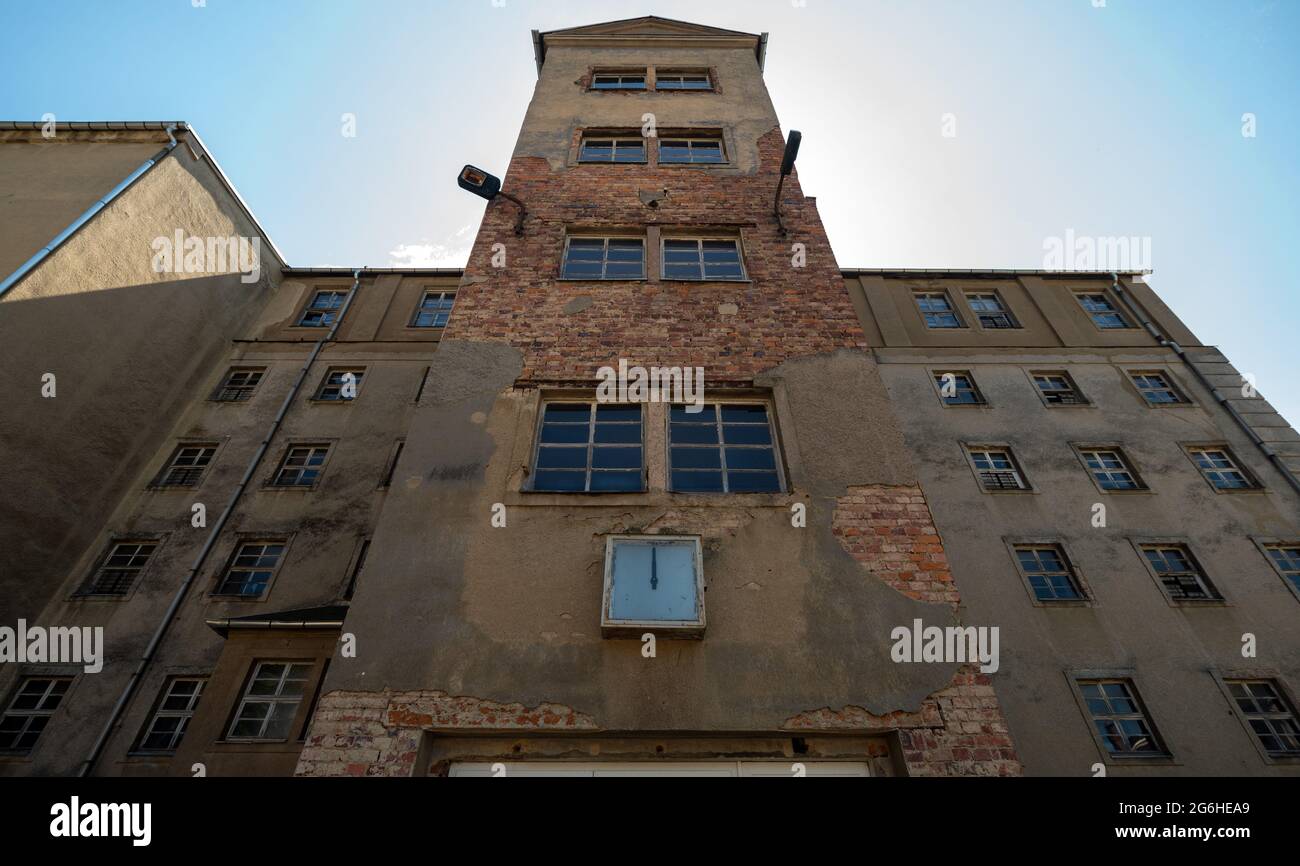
0 125 180 299
78 267 365 776
1109 273 1300 498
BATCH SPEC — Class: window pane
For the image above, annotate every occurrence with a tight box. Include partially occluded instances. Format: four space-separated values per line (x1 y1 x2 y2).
672 470 724 492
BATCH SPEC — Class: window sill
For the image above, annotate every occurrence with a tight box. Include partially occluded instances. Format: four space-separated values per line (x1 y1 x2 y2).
602 622 705 639
556 277 648 283
659 277 752 284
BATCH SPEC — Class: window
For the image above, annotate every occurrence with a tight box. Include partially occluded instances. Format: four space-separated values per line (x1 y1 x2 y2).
154 443 217 488
578 137 646 163
531 402 643 493
669 403 782 493
78 540 157 596
212 367 265 402
271 444 330 488
655 71 712 90
215 540 285 597
966 292 1018 329
602 536 704 634
933 372 984 406
1187 446 1257 490
1014 545 1084 601
1140 544 1221 601
591 71 646 90
1079 448 1145 491
1225 680 1300 757
0 678 70 753
1032 371 1087 406
658 138 725 164
1077 679 1166 756
967 447 1029 491
314 367 365 401
661 238 745 281
297 290 347 327
914 292 962 328
1129 371 1187 405
227 662 313 741
1264 544 1300 593
137 678 205 753
561 237 645 280
1076 293 1130 329
411 290 455 328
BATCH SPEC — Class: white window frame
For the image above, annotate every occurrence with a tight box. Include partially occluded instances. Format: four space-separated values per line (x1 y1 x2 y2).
410 290 456 328
136 677 206 753
657 137 727 165
449 760 870 777
226 661 314 742
297 290 347 327
601 535 705 637
577 137 648 163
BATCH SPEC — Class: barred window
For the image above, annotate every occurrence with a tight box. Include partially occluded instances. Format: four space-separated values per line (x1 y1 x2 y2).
227 662 313 741
1141 544 1221 601
272 444 330 488
137 678 205 753
1226 680 1300 757
915 292 962 328
1015 545 1083 601
968 448 1029 491
1188 447 1257 490
216 541 285 598
411 291 455 328
966 292 1018 329
212 367 265 402
79 540 157 596
1032 371 1087 406
1078 679 1166 756
661 238 745 280
669 403 782 494
579 138 646 163
297 290 347 327
934 372 984 406
531 402 643 493
155 444 217 488
561 237 645 280
0 678 71 754
1080 448 1144 491
1076 293 1129 329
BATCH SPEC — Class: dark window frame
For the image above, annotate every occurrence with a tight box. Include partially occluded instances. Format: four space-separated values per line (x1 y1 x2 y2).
560 235 647 281
528 400 646 494
667 400 785 495
269 443 332 489
1029 370 1090 407
660 236 746 281
1071 675 1171 761
211 367 266 402
213 537 289 599
152 442 219 489
931 370 986 406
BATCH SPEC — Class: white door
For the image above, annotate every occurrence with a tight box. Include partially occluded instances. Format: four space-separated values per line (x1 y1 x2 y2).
449 761 870 777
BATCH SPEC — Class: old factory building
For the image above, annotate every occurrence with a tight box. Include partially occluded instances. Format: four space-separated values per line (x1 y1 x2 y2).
1 17 1297 778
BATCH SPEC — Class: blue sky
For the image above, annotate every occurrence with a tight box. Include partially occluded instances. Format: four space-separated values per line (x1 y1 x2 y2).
2 0 1297 423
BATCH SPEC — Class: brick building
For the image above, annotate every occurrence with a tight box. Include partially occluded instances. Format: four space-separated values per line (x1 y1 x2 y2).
1 17 1297 778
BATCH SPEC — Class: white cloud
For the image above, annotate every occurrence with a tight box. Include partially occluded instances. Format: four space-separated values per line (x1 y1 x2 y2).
388 224 475 268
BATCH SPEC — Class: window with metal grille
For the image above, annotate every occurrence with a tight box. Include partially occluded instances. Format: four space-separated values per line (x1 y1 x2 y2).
411 291 455 328
272 444 330 487
1015 545 1084 601
216 540 285 597
968 448 1028 491
1141 544 1221 600
1078 679 1166 756
1032 371 1087 405
578 138 646 163
137 677 205 753
0 678 70 754
1130 371 1187 405
1188 446 1257 490
655 71 712 90
658 138 725 164
297 290 347 327
933 372 984 405
915 292 962 328
227 662 313 741
1226 680 1300 757
966 292 1018 329
212 367 265 402
669 403 782 494
1076 293 1130 329
155 444 217 488
79 540 157 596
561 237 645 279
1080 448 1144 491
531 402 643 493
314 367 365 401
661 238 745 280
591 72 646 90
1264 544 1300 593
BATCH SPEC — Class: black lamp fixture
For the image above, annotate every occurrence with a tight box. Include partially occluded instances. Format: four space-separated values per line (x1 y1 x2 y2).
773 130 802 236
458 164 526 236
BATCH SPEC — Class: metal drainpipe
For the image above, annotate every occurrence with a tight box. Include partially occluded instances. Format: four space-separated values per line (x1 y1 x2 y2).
1110 273 1300 497
78 268 366 776
0 125 180 299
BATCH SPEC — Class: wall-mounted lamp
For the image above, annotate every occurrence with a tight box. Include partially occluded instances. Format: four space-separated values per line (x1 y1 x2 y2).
458 165 526 236
773 130 802 236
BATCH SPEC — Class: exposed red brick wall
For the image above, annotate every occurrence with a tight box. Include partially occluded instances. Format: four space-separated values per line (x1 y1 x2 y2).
444 127 865 382
833 484 960 606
